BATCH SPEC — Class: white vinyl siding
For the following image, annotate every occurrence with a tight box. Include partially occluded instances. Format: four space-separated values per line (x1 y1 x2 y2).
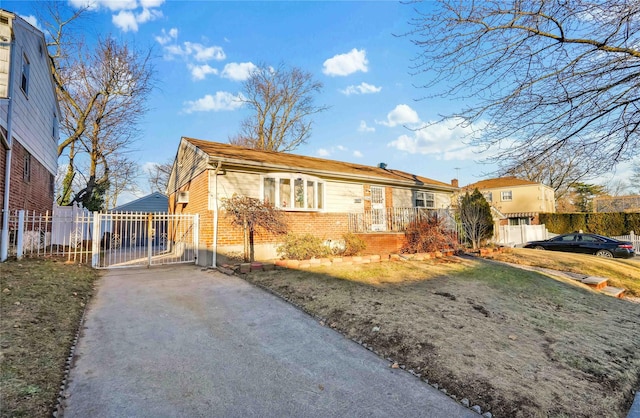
324 181 363 213
1 17 58 175
167 140 210 194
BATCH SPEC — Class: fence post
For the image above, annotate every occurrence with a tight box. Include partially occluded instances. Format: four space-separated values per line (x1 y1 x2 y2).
193 214 199 265
147 213 153 267
16 210 25 259
91 213 101 268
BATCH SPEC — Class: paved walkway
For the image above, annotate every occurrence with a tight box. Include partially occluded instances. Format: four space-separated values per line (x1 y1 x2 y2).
62 266 477 418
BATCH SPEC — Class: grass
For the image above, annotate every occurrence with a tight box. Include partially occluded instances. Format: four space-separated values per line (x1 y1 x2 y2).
0 258 99 418
484 248 640 296
245 257 640 418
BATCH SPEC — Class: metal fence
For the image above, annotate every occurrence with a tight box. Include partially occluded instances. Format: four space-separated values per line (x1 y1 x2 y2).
4 207 198 269
348 207 459 234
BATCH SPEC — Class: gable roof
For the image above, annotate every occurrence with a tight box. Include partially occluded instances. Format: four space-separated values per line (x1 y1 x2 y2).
464 176 541 190
183 137 456 190
111 192 168 213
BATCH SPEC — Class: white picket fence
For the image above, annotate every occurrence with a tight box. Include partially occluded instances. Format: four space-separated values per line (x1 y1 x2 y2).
612 231 639 253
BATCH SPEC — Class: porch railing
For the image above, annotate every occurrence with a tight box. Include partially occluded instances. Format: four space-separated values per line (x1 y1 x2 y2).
348 207 458 233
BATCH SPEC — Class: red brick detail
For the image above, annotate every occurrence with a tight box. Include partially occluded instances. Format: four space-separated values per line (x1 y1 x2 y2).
0 140 54 214
355 233 406 255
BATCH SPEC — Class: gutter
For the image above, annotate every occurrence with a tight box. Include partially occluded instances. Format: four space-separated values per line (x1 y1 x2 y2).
0 38 16 262
211 160 222 268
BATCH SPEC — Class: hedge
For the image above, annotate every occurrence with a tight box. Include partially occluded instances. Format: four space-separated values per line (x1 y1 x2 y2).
539 212 640 236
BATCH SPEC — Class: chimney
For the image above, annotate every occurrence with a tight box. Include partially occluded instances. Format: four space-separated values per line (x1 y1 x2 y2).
451 178 459 188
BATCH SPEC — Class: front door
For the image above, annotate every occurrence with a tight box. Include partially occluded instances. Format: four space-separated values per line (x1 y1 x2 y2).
370 186 386 231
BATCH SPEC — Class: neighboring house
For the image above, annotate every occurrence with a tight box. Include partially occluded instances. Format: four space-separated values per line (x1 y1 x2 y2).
110 192 168 213
593 195 640 213
463 177 556 226
168 138 458 265
105 192 169 248
1 10 60 260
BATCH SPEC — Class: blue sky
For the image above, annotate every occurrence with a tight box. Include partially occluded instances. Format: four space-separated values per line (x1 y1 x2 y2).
6 1 632 202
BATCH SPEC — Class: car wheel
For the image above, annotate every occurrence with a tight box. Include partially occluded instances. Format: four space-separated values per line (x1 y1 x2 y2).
595 250 613 258
534 246 545 250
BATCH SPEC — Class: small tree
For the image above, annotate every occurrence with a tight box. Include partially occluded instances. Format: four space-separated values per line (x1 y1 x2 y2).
459 190 493 250
402 212 459 254
221 195 287 262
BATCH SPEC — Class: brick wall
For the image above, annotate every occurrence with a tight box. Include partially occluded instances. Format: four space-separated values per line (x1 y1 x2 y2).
355 233 407 255
0 140 54 214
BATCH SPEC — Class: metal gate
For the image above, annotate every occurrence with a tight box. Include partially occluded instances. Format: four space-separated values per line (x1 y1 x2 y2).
91 212 199 269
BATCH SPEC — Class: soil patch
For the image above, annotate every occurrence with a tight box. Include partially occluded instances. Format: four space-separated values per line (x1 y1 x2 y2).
245 257 640 417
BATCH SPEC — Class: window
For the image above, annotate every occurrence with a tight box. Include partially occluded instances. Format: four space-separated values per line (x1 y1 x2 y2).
501 190 513 201
415 191 435 208
508 217 530 226
263 174 324 210
52 111 58 140
23 152 31 182
483 191 493 202
21 54 30 95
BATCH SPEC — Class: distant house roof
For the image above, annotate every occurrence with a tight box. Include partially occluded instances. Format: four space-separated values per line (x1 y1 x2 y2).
464 176 541 190
111 192 168 213
183 138 456 191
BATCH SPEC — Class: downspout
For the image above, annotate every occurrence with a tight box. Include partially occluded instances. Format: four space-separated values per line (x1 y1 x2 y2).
0 38 17 262
211 160 222 267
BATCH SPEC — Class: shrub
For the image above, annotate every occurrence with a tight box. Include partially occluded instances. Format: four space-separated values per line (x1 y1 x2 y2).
277 233 331 260
402 213 459 254
341 232 367 256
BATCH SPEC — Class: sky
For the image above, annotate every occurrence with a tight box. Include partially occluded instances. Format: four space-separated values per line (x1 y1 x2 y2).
5 0 634 204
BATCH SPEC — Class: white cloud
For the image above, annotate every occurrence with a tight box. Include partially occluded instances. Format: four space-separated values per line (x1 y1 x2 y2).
183 92 245 113
340 82 381 96
112 5 162 32
188 64 218 81
336 145 347 151
317 148 331 157
377 104 421 127
322 48 368 76
387 118 484 161
353 150 363 158
155 28 178 45
358 121 375 133
70 0 163 31
112 10 138 31
221 62 257 81
162 41 225 61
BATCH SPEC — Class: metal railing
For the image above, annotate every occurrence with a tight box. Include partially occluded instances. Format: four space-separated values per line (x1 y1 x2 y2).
348 207 458 233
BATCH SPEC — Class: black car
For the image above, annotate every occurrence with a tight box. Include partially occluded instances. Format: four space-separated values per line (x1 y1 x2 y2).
524 233 636 258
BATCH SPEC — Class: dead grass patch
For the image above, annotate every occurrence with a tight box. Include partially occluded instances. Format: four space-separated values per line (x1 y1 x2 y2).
245 257 640 417
0 259 99 418
485 248 640 296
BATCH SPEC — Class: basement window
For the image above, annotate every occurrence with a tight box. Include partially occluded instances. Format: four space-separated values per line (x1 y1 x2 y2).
262 174 324 210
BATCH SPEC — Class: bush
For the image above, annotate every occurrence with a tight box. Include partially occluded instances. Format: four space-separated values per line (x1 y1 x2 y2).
341 233 367 256
402 214 459 254
539 212 639 235
277 233 331 260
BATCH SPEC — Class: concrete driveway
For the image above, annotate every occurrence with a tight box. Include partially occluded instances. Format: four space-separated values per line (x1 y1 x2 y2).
61 266 477 418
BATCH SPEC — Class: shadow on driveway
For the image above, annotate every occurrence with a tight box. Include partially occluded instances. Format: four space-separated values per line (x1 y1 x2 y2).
62 266 477 418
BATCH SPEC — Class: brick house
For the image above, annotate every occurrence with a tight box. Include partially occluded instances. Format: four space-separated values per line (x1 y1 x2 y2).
463 177 556 226
167 138 458 266
1 10 60 259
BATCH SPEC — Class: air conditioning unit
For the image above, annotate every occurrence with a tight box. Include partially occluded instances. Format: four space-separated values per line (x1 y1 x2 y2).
177 191 189 204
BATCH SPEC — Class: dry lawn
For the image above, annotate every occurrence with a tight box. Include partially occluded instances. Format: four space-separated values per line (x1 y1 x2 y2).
245 257 640 418
484 248 640 297
0 259 99 418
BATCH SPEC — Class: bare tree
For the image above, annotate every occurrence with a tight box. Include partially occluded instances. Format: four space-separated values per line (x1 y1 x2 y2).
44 4 153 210
408 1 640 175
146 160 174 194
221 194 287 262
229 64 328 152
104 156 140 210
498 148 592 201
